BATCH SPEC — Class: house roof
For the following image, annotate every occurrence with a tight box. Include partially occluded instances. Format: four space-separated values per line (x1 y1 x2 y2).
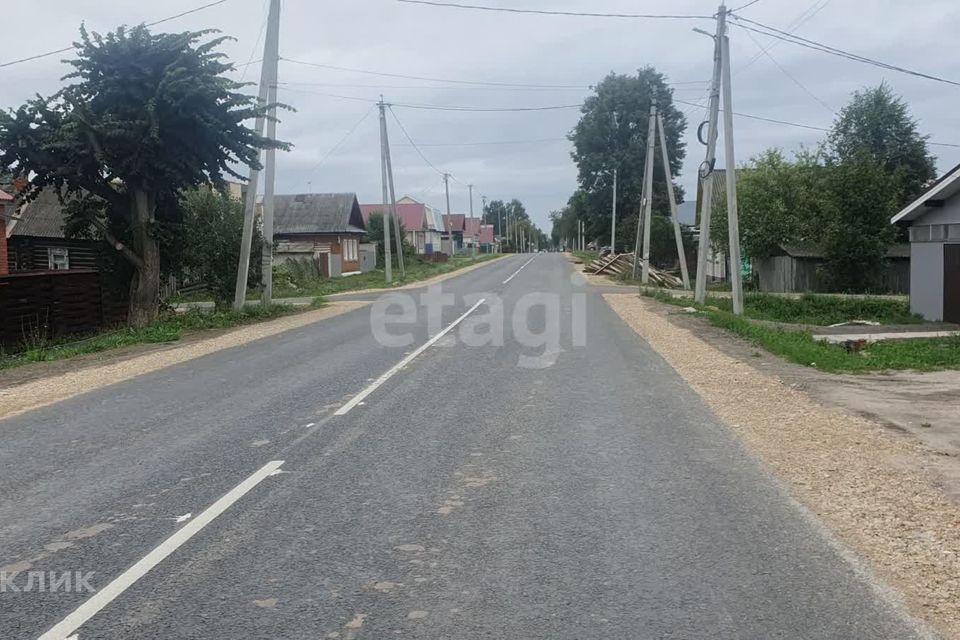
464 217 481 237
0 189 13 201
890 162 960 224
779 243 910 259
273 193 365 235
8 190 69 239
479 224 495 245
443 214 466 232
359 203 428 232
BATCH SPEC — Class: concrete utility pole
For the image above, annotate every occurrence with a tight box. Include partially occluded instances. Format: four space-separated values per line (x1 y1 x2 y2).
234 0 280 310
610 168 618 252
260 0 281 306
379 99 405 278
657 112 691 289
468 184 474 219
638 105 657 282
443 173 453 255
693 6 725 304
720 17 745 314
378 101 394 284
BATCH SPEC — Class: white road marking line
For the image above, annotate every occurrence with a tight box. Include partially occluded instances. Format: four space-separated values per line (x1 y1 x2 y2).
334 298 487 416
502 255 537 284
37 460 285 640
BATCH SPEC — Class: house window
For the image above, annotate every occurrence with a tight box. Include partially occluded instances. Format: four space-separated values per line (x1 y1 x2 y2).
48 247 70 270
343 238 358 262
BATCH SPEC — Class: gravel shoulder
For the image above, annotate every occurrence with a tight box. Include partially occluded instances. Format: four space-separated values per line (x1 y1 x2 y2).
0 301 369 420
605 292 960 639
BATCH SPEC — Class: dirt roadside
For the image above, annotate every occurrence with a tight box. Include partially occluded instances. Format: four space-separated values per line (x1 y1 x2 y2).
605 292 960 639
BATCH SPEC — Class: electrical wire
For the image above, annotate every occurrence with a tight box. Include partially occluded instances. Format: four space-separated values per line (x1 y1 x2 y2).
737 0 831 73
396 137 568 147
391 101 582 112
0 0 230 68
395 0 713 19
238 0 269 82
302 106 377 180
741 27 835 114
729 14 960 88
387 107 448 176
730 0 763 11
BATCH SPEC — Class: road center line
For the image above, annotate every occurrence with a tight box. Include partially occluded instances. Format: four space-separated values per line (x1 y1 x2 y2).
37 460 285 640
334 298 487 416
502 255 537 284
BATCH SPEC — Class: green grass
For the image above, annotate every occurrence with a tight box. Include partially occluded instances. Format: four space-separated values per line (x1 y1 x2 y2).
642 289 960 372
571 250 599 265
0 304 301 370
647 290 919 326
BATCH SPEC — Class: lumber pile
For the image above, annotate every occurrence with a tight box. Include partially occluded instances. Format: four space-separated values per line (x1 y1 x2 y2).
587 252 685 288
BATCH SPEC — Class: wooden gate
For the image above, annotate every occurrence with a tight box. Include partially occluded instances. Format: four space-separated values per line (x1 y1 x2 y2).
945 244 960 324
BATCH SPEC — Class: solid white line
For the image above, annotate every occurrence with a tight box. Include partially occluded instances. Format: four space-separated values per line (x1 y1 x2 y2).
502 255 537 284
37 460 285 640
334 298 487 416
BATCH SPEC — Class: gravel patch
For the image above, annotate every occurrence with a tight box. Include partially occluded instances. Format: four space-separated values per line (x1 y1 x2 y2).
0 301 368 421
605 293 960 639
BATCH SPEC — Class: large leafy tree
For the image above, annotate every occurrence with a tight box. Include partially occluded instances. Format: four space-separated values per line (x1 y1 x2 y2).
569 68 686 251
483 198 530 251
0 25 285 326
826 83 936 201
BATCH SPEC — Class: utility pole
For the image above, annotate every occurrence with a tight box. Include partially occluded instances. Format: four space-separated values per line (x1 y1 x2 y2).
379 98 404 278
610 168 618 253
720 13 745 314
657 111 691 289
443 173 453 255
640 105 658 283
378 101 393 284
693 6 725 304
260 0 281 306
637 105 657 281
234 0 280 310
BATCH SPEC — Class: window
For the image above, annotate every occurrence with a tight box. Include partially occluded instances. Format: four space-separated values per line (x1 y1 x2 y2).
48 247 70 270
343 238 358 262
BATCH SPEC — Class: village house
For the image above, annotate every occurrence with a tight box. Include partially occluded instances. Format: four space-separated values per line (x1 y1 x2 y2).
4 190 102 273
360 197 445 255
273 193 367 277
891 163 960 322
443 213 466 255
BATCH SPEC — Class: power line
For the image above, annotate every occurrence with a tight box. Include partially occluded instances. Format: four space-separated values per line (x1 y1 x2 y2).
673 98 829 131
730 0 763 10
396 137 568 147
387 106 448 176
303 106 377 180
395 0 713 19
729 14 960 88
281 56 589 89
738 0 831 73
238 0 269 83
741 27 835 114
392 101 582 112
0 0 230 68
278 80 589 92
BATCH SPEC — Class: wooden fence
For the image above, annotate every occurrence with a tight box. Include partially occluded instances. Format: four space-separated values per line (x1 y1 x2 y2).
0 270 127 350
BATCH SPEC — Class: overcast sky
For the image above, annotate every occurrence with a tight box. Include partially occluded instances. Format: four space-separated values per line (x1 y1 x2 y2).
3 0 959 230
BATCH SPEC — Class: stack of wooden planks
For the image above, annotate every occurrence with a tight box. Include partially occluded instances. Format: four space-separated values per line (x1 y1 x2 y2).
587 253 685 288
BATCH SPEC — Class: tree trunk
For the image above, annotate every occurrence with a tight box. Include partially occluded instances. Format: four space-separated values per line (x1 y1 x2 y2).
127 189 161 328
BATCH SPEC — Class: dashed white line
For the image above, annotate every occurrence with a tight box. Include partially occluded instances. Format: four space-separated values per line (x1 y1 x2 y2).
502 255 537 284
37 460 285 640
334 298 487 416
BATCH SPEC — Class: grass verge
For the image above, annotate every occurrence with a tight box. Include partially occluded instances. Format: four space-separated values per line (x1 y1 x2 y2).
0 303 308 371
643 289 960 373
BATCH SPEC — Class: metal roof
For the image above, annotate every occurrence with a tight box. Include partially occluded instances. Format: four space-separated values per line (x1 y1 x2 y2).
890 162 960 225
8 190 68 239
273 193 365 235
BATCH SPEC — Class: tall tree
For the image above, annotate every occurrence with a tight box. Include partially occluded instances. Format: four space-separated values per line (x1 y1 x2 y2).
0 25 285 326
826 83 936 201
569 68 686 251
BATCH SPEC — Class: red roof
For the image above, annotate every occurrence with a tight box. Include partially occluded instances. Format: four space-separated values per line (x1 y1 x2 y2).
479 224 495 245
0 189 13 201
443 213 466 232
463 217 481 238
360 203 427 231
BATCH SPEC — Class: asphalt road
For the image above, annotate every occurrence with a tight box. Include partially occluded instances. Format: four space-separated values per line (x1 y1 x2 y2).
0 254 931 639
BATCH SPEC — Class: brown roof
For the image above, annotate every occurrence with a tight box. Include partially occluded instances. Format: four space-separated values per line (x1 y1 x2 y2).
443 214 465 232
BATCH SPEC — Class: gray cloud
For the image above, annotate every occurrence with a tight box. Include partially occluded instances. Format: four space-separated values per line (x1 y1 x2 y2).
3 0 958 230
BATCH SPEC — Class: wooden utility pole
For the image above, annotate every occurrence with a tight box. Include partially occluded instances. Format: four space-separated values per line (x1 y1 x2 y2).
720 15 745 314
693 7 725 304
640 105 657 283
234 0 280 310
379 99 405 278
657 112 691 289
378 101 394 284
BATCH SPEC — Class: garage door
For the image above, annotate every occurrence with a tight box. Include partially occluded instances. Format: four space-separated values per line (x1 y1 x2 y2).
945 244 960 324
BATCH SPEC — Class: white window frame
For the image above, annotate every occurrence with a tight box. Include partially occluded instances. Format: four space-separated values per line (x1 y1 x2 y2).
343 237 358 262
48 247 70 270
